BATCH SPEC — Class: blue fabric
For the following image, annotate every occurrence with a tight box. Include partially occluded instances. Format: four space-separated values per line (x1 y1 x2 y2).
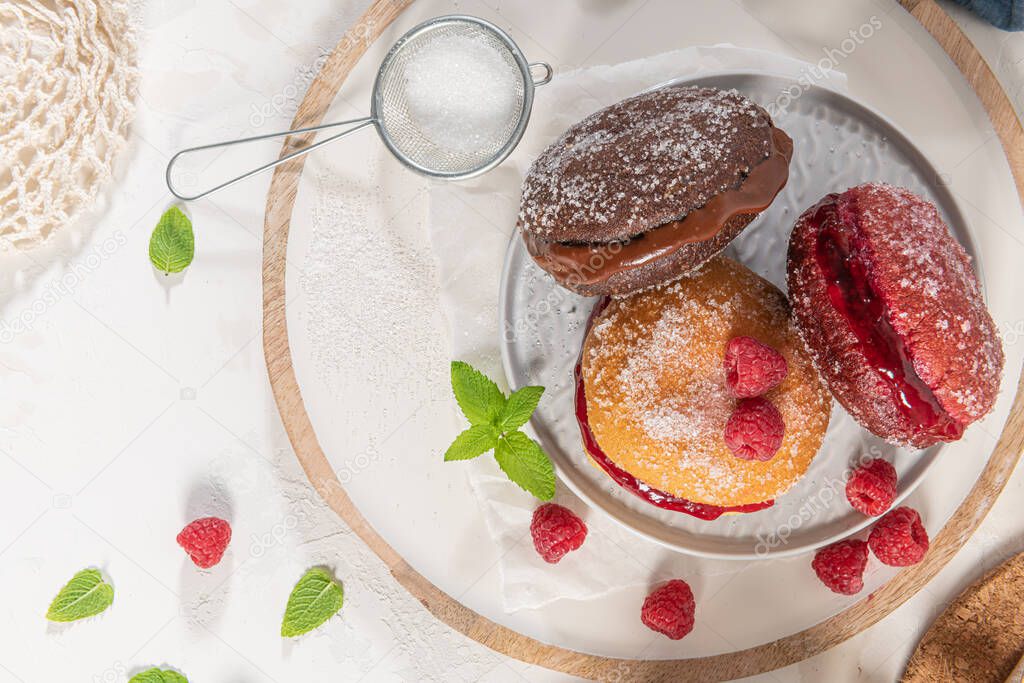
953 0 1024 31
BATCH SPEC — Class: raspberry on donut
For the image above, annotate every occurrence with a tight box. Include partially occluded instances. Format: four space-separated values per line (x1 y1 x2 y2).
724 336 788 398
724 397 785 461
786 184 1004 448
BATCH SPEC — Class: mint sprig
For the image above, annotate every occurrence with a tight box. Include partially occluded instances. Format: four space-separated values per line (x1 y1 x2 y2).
149 206 195 274
129 668 188 683
46 568 114 622
281 567 344 637
445 361 555 500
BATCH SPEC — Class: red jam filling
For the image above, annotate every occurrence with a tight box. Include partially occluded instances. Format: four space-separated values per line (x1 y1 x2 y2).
811 194 963 442
574 299 773 520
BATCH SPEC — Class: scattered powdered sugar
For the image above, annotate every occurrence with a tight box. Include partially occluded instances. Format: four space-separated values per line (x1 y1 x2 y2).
240 440 506 680
301 169 448 401
403 32 521 155
616 294 735 446
290 168 512 679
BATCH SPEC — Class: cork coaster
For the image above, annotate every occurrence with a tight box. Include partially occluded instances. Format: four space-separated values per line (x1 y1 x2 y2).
904 551 1024 682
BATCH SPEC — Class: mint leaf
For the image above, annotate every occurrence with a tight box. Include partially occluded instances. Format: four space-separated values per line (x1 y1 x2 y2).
149 206 194 274
497 386 544 432
444 424 499 461
494 431 555 501
281 567 344 637
129 669 188 683
444 362 555 500
45 568 114 622
450 361 505 425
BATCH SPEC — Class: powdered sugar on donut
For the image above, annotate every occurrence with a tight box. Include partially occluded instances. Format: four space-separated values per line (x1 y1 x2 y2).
852 184 1002 425
787 183 1004 447
581 257 831 507
518 86 774 244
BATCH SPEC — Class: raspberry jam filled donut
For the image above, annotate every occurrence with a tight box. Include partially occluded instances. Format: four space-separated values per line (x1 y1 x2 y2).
577 257 831 516
787 183 1004 448
519 86 793 296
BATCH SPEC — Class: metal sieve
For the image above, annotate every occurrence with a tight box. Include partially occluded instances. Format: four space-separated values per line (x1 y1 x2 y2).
166 14 552 201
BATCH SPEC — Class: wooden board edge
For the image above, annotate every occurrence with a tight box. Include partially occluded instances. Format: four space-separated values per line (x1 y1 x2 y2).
261 1 1024 680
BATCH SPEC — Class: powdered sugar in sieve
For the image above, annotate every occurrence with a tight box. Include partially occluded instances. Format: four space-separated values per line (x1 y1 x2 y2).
166 14 552 200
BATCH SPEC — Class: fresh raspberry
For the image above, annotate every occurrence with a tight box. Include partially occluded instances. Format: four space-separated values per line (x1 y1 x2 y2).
811 539 869 595
868 507 929 566
641 579 696 640
530 504 587 564
724 397 785 461
724 336 788 398
177 517 232 568
846 459 898 516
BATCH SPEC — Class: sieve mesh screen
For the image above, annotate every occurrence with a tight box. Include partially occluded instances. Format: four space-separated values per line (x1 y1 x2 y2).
375 20 528 175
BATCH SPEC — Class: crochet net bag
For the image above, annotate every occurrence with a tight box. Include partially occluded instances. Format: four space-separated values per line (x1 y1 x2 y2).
0 0 137 247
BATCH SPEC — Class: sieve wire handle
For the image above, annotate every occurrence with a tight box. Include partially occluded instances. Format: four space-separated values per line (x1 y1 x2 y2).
529 62 553 87
165 117 377 201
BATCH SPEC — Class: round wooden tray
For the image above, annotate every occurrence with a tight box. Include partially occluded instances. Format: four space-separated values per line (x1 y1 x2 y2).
262 1 1024 679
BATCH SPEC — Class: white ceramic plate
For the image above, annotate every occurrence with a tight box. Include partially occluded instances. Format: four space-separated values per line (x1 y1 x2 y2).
499 72 976 559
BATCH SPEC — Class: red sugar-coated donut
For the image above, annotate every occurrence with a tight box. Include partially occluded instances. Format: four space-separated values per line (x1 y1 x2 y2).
786 183 1003 448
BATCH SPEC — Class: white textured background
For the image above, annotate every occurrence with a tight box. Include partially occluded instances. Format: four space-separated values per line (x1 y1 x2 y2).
0 1 1021 681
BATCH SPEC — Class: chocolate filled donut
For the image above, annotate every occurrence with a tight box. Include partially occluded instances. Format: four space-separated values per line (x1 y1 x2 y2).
518 85 792 296
787 183 1004 448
